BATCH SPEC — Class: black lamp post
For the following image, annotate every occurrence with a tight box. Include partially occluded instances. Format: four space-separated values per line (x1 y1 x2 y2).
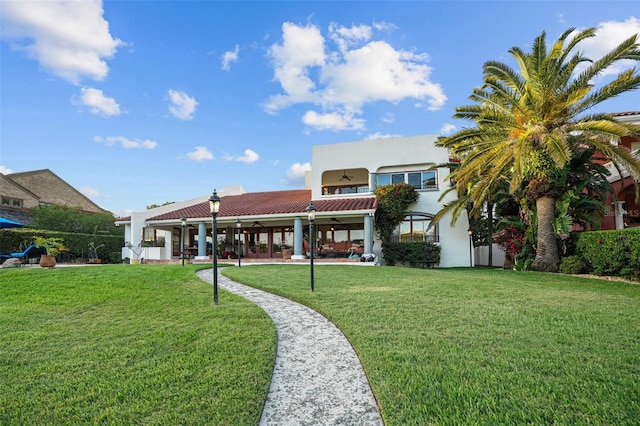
209 190 221 305
306 202 316 292
236 218 241 268
468 228 473 268
181 217 186 267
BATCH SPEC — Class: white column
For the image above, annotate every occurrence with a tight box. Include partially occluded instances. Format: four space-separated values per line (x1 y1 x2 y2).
615 201 626 230
196 222 208 259
364 213 373 254
292 217 305 260
369 172 377 192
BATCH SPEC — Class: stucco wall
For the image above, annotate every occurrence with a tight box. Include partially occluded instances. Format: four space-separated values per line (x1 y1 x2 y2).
312 134 471 268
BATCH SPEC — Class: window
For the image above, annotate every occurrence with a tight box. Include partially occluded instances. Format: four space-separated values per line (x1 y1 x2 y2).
377 170 437 190
1 197 23 208
392 214 438 243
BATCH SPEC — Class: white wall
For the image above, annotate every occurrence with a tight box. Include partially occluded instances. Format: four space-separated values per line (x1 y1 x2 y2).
312 134 471 268
474 244 506 267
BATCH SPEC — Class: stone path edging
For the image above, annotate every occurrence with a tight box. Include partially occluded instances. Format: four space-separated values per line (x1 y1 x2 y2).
197 269 383 426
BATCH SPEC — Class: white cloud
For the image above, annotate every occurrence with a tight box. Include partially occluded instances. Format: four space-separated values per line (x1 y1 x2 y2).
0 0 122 84
186 146 214 161
381 113 394 123
77 87 120 116
94 136 157 149
365 132 402 140
329 22 372 53
265 21 447 131
221 45 239 71
223 149 260 164
0 165 14 175
439 123 457 136
571 17 640 78
265 22 326 112
80 186 107 199
302 110 365 131
167 89 198 120
237 149 259 164
286 162 311 187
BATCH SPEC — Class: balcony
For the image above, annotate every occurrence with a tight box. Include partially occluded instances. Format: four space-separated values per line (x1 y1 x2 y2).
321 168 370 197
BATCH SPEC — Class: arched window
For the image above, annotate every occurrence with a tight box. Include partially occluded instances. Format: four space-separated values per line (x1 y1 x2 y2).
391 213 438 243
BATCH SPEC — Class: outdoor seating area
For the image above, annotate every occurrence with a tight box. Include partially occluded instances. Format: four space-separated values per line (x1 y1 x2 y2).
318 242 363 258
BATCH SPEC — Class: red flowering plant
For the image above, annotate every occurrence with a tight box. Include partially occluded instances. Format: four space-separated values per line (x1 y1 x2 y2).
494 225 525 261
493 216 537 269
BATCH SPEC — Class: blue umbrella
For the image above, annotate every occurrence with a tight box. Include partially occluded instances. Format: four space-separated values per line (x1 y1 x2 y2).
0 217 25 229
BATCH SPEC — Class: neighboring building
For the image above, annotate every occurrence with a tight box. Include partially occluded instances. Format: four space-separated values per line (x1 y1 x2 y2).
0 169 105 224
116 134 472 267
601 112 640 230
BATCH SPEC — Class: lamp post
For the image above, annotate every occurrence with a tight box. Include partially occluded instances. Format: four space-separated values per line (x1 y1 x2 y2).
209 190 221 305
236 218 241 268
306 202 316 292
181 217 186 267
468 228 473 268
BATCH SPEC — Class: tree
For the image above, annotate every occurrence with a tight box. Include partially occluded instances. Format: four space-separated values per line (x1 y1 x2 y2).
437 28 640 272
146 201 176 210
32 204 123 236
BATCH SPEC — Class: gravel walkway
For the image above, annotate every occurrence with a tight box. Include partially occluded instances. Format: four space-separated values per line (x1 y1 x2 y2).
197 269 383 426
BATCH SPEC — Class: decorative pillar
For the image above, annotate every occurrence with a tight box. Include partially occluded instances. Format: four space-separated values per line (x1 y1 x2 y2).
369 172 377 193
615 201 626 230
292 217 305 260
364 213 373 254
196 222 207 259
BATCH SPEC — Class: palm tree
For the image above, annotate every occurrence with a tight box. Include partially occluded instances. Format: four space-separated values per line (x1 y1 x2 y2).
437 28 640 272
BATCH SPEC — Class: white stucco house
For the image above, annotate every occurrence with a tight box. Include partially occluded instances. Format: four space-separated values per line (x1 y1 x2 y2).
116 134 472 267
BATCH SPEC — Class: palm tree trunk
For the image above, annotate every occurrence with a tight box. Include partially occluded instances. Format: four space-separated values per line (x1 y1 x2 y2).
531 195 560 272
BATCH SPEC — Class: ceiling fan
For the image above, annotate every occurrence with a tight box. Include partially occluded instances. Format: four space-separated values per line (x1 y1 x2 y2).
252 221 264 227
339 170 354 181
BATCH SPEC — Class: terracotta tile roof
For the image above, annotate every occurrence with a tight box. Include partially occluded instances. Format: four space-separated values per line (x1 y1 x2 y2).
147 189 376 222
610 111 640 117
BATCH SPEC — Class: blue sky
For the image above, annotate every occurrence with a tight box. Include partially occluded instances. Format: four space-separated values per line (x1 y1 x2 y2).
1 1 639 217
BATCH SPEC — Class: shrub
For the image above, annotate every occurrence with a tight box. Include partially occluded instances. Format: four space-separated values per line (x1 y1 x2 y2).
1 229 122 264
559 255 586 275
576 229 640 280
381 241 441 267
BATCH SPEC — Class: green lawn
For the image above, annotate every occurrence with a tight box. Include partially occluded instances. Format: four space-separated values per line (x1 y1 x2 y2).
0 265 276 425
223 265 640 425
2 265 639 425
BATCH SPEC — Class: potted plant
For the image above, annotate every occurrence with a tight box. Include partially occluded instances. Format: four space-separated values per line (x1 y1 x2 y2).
33 236 66 268
126 242 144 264
87 242 105 264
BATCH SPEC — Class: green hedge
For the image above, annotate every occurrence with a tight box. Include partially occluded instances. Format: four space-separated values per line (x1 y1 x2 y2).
382 241 441 267
575 229 640 280
0 229 123 264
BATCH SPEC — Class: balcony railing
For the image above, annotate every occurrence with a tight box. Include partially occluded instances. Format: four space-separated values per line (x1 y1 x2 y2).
323 185 370 195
